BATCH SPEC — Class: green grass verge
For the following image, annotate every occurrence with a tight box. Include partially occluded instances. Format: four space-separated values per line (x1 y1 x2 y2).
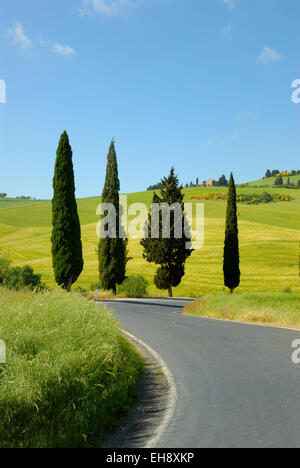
183 292 300 328
0 288 144 448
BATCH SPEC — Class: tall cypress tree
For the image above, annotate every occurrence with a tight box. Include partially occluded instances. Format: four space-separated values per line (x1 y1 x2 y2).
223 173 240 293
98 140 128 293
141 168 193 297
51 131 83 292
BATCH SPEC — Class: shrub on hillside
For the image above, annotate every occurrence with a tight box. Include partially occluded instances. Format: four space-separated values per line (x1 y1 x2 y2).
74 286 87 295
0 250 11 284
4 265 44 291
118 275 149 298
190 192 293 204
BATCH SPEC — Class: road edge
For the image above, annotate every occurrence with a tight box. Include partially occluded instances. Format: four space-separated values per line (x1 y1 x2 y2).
122 330 177 449
179 312 300 332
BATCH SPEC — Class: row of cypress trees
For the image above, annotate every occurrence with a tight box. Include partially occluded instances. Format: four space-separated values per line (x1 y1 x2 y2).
51 133 127 293
51 131 240 295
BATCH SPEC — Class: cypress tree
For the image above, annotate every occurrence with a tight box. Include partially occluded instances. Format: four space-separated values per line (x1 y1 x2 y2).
223 173 240 293
51 131 83 292
141 168 193 297
98 140 128 293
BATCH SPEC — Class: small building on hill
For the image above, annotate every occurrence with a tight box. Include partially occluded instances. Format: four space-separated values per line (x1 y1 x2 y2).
205 179 216 187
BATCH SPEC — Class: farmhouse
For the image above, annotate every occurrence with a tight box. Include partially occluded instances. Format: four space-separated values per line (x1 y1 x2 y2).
205 179 216 187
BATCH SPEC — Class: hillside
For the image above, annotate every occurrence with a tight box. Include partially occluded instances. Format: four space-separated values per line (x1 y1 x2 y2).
0 184 299 296
242 174 300 188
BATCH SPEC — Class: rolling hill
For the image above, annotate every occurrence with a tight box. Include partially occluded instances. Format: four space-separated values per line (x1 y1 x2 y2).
242 174 300 188
0 184 299 296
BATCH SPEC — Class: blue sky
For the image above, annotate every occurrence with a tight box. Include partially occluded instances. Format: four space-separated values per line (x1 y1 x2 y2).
0 0 299 199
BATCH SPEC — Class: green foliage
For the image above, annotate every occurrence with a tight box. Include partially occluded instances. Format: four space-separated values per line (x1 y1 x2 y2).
51 131 83 292
4 265 43 291
117 275 149 297
237 192 292 204
0 288 144 448
223 173 240 293
190 191 292 204
154 267 172 290
265 169 272 178
98 140 129 293
141 167 193 297
218 174 228 187
147 182 164 191
0 250 11 284
0 251 43 291
74 286 87 295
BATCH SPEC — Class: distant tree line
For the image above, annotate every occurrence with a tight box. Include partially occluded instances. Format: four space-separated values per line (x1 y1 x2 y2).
0 194 39 200
184 175 228 188
265 169 300 178
147 182 164 191
0 194 39 199
147 175 229 190
148 175 229 191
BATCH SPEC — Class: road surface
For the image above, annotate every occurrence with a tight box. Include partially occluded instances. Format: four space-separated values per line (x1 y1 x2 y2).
102 298 300 448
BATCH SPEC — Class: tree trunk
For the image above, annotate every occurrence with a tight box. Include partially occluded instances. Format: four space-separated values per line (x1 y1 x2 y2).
67 278 73 293
230 288 233 294
168 286 173 298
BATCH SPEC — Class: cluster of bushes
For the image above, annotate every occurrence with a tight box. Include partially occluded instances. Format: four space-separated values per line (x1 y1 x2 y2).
117 275 149 298
262 169 300 188
264 169 300 178
189 192 293 204
147 182 164 191
0 250 44 291
190 192 227 200
76 275 149 300
237 193 292 204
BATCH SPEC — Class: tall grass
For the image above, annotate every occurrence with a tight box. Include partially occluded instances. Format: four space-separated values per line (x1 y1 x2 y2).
0 288 144 448
183 292 300 328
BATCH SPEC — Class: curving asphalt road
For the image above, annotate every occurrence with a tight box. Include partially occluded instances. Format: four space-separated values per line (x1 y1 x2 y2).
101 298 300 448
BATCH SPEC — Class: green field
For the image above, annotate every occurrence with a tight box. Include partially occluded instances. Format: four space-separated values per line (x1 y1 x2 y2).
241 174 300 188
0 184 299 296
